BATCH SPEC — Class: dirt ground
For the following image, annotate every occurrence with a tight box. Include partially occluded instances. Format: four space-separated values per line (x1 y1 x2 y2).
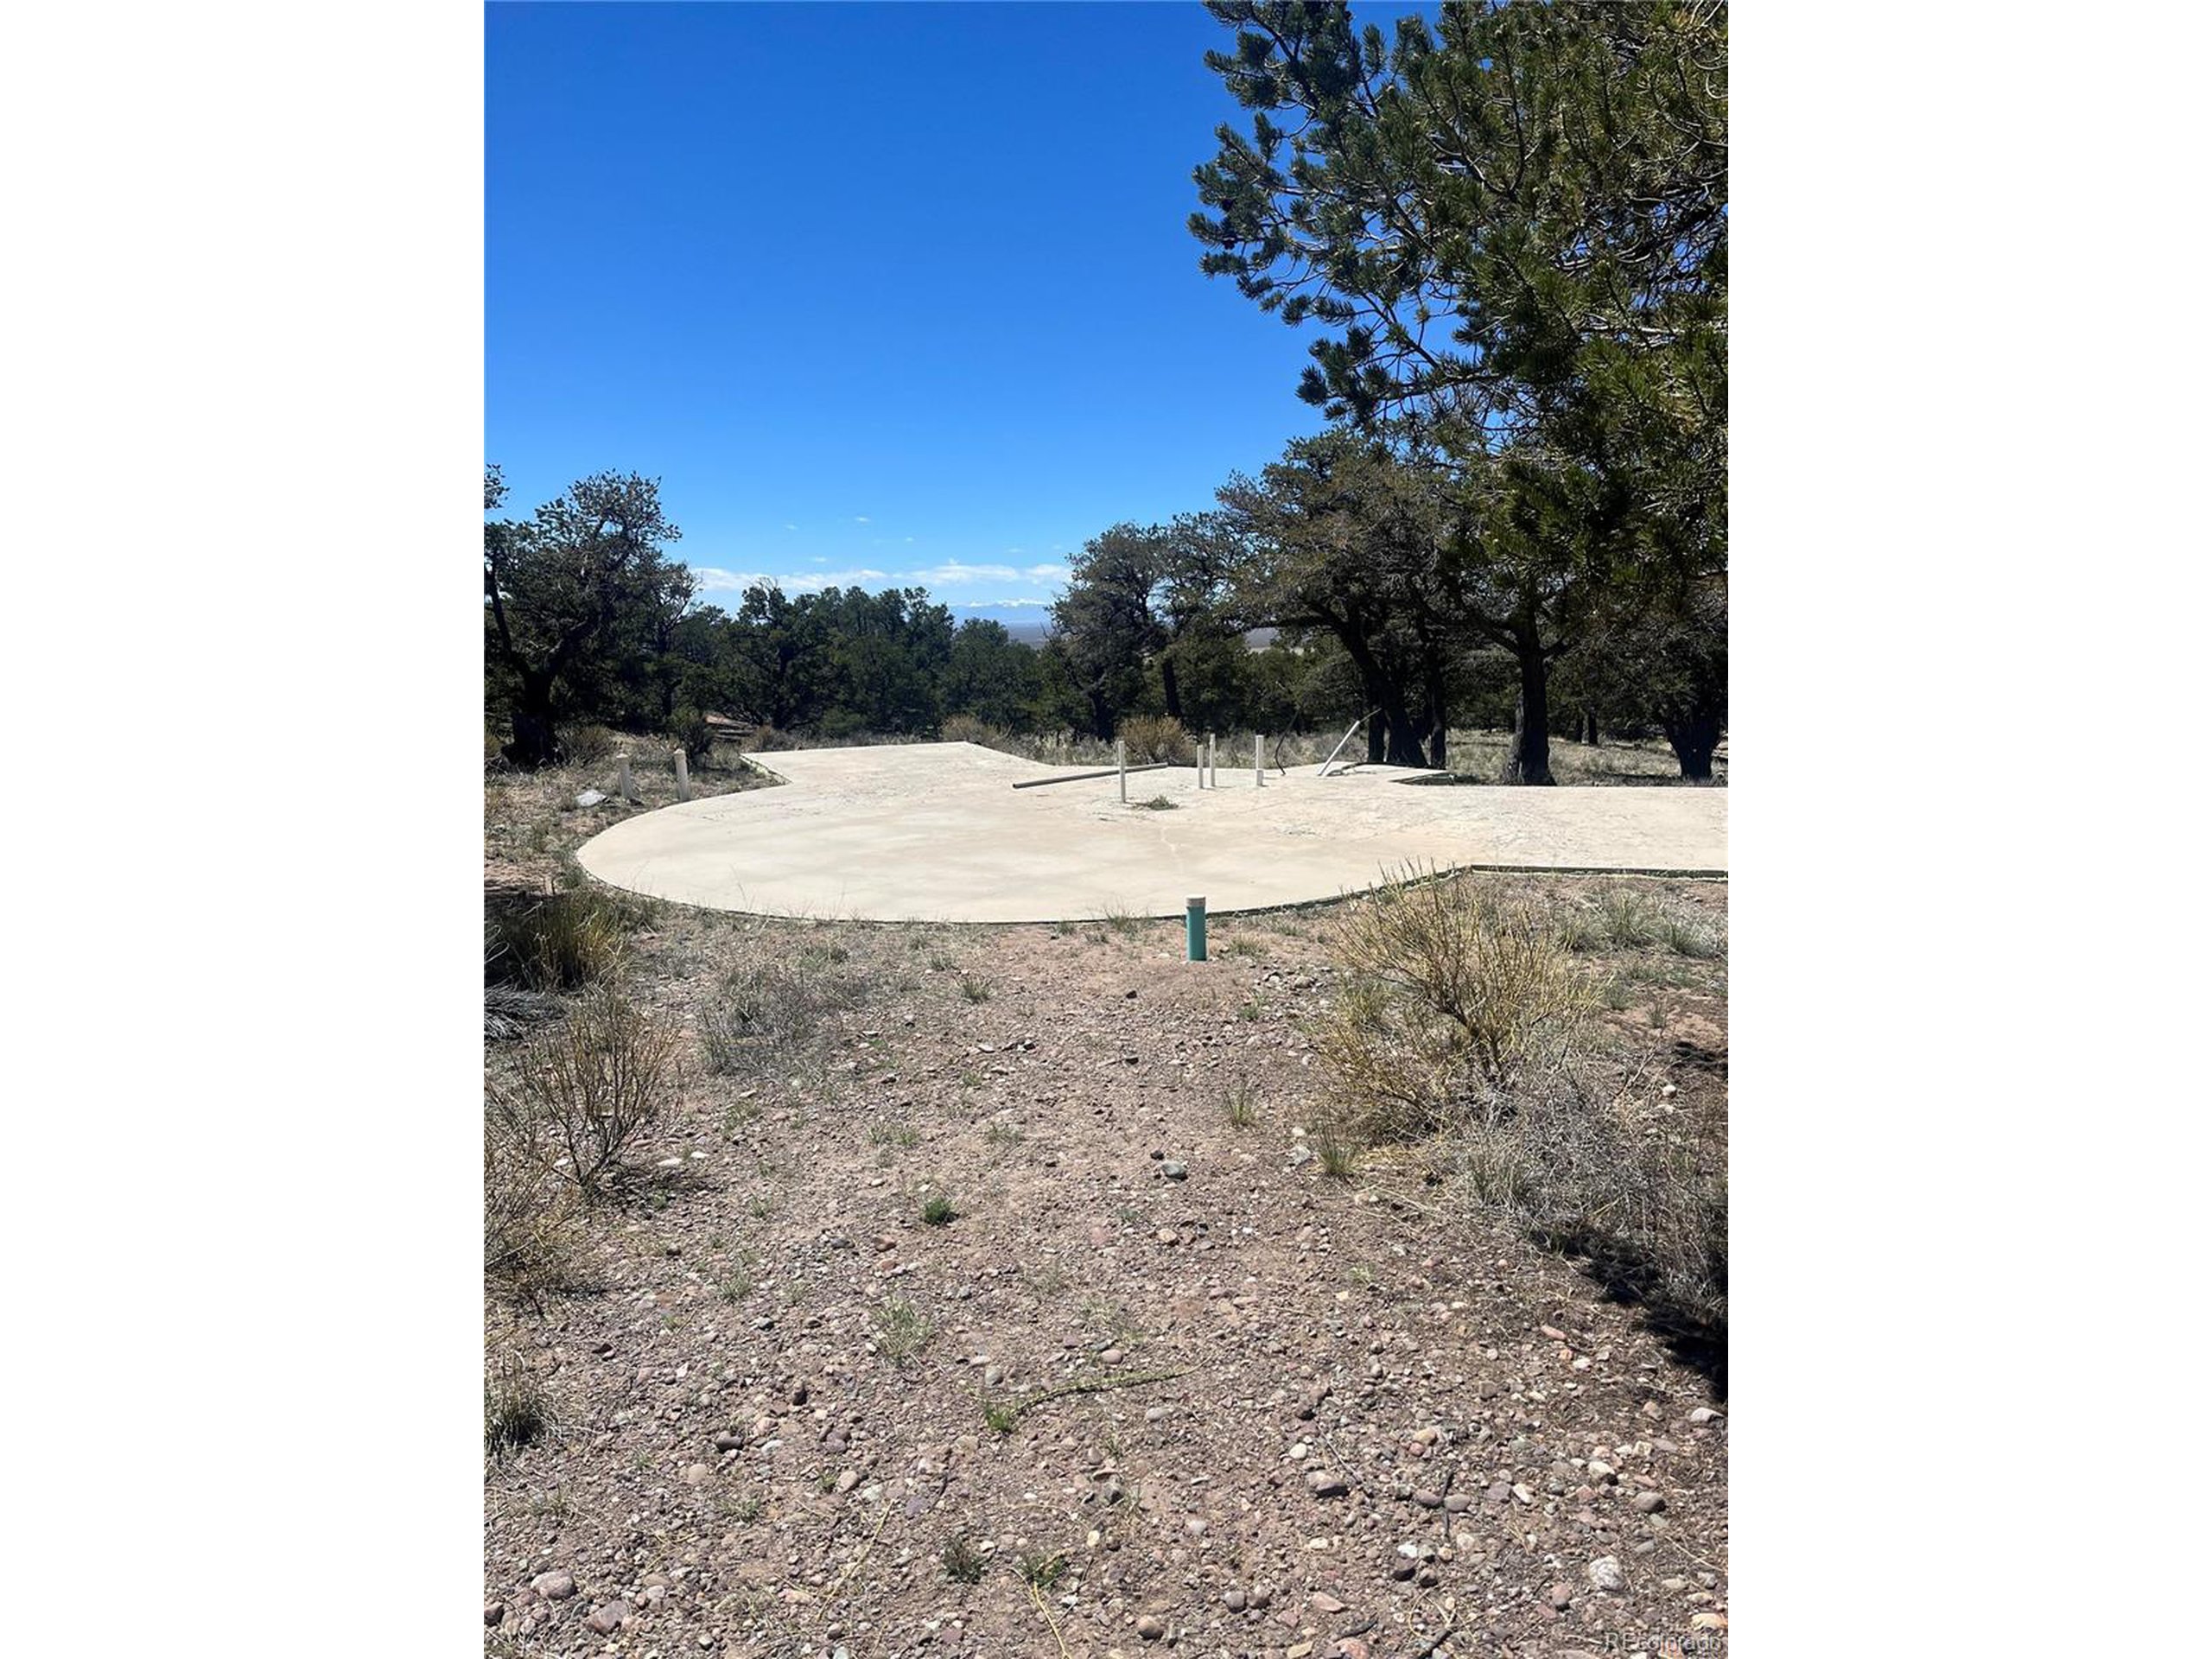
484 764 1729 1659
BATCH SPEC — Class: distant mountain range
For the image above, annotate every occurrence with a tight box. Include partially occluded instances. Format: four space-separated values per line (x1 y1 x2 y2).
946 605 1052 644
946 607 1277 649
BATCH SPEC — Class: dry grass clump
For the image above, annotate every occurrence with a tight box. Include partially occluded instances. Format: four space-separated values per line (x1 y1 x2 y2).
1444 729 1725 787
1548 886 1725 967
484 982 565 1042
1313 1125 1363 1179
871 1293 932 1363
701 941 878 1071
486 886 650 993
942 1535 988 1584
1116 714 1195 764
1659 914 1721 959
556 722 620 765
939 713 1002 747
1448 1065 1727 1347
1315 868 1590 1139
1224 1078 1259 1127
484 1348 551 1459
991 728 1117 766
490 988 680 1198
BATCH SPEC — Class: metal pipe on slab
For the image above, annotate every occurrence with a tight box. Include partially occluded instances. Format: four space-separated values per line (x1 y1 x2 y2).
1010 761 1171 791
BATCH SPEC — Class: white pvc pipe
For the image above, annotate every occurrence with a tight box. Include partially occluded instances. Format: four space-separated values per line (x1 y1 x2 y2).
1117 739 1127 804
1317 709 1379 779
673 748 691 800
1255 733 1264 786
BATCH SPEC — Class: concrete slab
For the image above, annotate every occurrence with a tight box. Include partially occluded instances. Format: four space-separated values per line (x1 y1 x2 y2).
574 742 1726 923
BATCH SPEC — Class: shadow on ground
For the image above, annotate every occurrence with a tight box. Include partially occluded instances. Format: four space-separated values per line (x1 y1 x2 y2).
1538 1222 1729 1400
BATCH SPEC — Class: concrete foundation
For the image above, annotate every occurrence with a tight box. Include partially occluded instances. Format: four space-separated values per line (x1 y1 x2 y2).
575 741 1727 924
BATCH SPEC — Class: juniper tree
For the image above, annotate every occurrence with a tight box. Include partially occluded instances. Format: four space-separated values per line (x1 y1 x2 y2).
483 468 692 768
1051 519 1230 736
1212 429 1462 769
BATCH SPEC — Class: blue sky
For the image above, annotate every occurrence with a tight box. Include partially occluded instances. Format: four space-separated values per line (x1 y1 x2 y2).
486 1 1404 617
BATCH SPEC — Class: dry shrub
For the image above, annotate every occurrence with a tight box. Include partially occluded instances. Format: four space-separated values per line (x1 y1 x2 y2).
993 728 1116 766
1116 715 1195 764
1315 868 1590 1139
484 1110 585 1301
558 722 620 765
486 887 645 993
492 989 680 1197
1311 873 1724 1370
940 713 1003 748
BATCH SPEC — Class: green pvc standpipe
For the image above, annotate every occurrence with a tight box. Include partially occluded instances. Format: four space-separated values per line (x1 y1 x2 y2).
1185 894 1208 961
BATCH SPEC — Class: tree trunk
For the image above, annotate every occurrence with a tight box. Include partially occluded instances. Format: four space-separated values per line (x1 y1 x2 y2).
1159 655 1182 722
502 670 562 769
1661 645 1726 780
1497 637 1554 785
1378 702 1428 767
1662 709 1722 780
1338 632 1389 765
1423 655 1449 770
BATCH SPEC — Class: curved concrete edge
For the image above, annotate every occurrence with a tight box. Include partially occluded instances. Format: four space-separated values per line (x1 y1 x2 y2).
588 862 1725 929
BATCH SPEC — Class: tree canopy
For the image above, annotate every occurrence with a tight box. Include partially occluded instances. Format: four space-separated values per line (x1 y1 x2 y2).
1192 0 1726 780
484 468 694 768
480 4 1725 782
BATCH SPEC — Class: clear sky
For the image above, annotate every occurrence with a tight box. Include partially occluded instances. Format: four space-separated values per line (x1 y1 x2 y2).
486 0 1394 619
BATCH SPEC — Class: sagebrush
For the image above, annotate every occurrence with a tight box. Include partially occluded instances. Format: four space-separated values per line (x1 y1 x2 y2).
1315 869 1590 1139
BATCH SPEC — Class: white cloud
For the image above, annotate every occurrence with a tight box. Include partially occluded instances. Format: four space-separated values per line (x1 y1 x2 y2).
693 557 1068 600
853 515 871 524
789 567 886 591
783 523 798 531
689 563 886 594
912 561 1019 585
